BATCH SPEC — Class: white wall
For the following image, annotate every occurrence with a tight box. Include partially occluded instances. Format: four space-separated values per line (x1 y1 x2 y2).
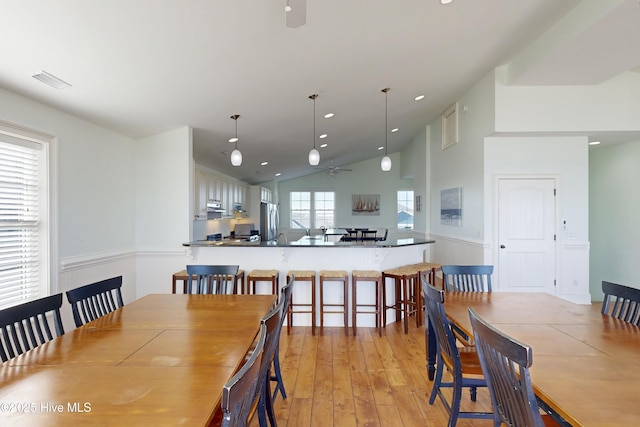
589 139 640 300
484 136 590 302
134 127 192 249
495 68 640 133
0 87 139 327
276 152 415 235
427 71 496 265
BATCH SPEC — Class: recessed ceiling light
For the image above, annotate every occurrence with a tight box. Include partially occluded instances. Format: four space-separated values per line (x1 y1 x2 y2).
320 143 328 148
32 70 72 89
275 172 282 177
228 137 238 143
589 141 601 145
414 95 425 101
319 134 327 139
440 0 453 4
324 113 334 119
260 161 268 166
378 146 384 151
391 128 399 133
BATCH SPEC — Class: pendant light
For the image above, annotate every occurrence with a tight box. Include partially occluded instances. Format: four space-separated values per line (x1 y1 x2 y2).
308 94 320 166
381 88 392 171
229 114 242 166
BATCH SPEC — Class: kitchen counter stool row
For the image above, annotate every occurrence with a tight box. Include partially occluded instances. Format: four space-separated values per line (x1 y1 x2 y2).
171 262 445 335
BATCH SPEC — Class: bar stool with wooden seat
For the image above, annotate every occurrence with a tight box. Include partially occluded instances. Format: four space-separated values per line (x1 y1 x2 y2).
409 261 443 327
351 270 383 336
319 270 349 335
382 264 421 334
246 269 280 299
172 268 245 294
286 270 317 335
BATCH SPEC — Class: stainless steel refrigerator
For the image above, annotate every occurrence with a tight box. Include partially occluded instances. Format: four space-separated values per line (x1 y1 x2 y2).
260 202 279 241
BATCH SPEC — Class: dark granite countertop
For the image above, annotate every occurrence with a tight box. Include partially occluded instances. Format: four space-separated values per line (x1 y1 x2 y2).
183 236 435 248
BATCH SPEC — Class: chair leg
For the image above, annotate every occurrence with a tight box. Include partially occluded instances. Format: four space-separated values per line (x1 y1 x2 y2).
258 369 278 427
271 346 286 400
429 355 444 405
449 375 463 427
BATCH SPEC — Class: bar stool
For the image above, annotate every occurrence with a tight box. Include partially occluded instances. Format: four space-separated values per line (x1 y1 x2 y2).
351 270 382 336
172 268 245 294
410 262 443 327
381 264 421 334
286 270 316 335
246 270 280 299
319 270 349 335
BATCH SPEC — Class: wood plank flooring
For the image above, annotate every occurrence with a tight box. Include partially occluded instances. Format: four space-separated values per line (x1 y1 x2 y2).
256 322 495 427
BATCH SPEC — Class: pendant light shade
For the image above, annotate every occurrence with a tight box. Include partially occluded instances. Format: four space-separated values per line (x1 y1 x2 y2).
381 155 392 171
309 148 320 166
380 88 392 172
230 114 242 166
308 94 320 166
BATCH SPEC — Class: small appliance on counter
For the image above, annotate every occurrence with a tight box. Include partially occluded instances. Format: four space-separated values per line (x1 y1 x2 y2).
229 223 260 241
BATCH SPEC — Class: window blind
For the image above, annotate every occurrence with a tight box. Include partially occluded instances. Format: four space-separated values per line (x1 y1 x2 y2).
0 141 41 310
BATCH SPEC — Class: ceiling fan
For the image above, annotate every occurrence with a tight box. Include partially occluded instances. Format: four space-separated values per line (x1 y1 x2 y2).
316 165 353 177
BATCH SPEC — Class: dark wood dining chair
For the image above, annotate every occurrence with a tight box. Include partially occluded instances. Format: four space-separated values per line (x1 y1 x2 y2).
601 280 640 325
0 293 65 362
468 307 560 426
186 265 239 294
256 297 284 427
66 276 124 327
442 265 493 292
221 323 266 427
271 274 294 401
423 281 492 426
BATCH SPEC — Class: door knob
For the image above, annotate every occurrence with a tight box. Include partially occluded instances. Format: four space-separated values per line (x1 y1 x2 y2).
500 245 506 249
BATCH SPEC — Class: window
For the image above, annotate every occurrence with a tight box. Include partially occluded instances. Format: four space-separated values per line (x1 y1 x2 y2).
0 123 51 310
397 190 414 230
290 191 335 229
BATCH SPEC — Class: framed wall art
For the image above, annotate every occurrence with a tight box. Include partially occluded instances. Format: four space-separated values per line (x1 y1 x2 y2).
352 194 380 216
440 187 462 226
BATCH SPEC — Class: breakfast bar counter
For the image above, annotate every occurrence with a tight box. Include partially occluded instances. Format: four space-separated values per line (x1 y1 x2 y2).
182 236 436 329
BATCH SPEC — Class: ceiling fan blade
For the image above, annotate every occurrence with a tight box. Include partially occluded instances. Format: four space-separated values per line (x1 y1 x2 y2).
286 0 306 28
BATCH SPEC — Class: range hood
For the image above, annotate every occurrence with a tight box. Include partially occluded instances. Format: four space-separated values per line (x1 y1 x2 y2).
207 200 225 220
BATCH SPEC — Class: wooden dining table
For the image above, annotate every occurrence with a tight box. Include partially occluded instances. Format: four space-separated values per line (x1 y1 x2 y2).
0 293 275 426
426 292 640 426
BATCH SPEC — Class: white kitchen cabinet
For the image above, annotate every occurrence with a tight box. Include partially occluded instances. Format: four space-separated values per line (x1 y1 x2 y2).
194 168 209 220
194 165 250 220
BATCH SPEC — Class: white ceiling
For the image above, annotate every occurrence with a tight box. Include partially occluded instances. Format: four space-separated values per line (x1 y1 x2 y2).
1 0 639 184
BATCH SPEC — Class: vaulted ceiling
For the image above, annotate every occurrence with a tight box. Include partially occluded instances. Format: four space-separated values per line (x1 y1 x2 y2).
2 1 639 184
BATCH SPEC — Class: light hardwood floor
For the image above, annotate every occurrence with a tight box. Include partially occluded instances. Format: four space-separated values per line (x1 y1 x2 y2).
258 322 495 427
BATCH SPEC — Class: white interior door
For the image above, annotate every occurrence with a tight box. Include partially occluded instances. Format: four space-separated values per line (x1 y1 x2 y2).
498 178 556 293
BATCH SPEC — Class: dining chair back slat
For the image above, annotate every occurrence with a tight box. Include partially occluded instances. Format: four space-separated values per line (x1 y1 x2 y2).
222 323 266 427
601 280 640 325
0 294 65 362
468 307 548 427
442 265 493 292
66 276 124 327
256 297 284 427
186 265 239 294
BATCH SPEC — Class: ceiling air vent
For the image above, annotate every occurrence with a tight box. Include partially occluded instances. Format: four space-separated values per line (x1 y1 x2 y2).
32 70 71 89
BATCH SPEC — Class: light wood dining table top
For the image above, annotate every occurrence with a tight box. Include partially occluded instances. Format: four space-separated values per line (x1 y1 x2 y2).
0 293 275 426
442 291 640 427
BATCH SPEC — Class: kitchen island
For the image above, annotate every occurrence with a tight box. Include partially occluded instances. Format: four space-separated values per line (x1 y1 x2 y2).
183 235 436 328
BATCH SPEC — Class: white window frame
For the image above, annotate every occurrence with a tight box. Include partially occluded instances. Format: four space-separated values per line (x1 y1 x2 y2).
0 120 57 309
290 190 335 230
397 189 414 230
